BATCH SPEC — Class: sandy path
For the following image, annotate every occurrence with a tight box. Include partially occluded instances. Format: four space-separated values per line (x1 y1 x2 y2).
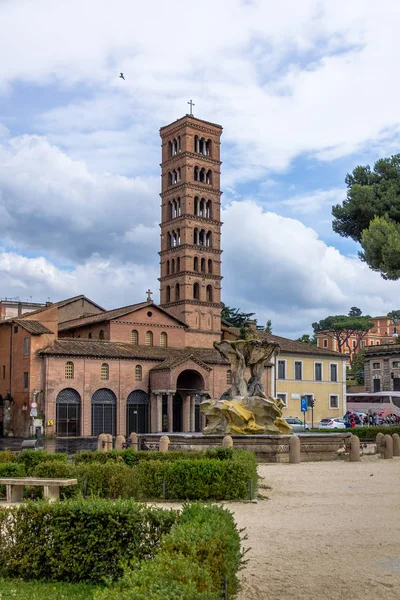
233 458 400 600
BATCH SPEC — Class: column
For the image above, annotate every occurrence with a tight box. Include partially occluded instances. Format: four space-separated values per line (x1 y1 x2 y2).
183 395 191 432
167 394 173 432
156 394 162 433
190 396 196 432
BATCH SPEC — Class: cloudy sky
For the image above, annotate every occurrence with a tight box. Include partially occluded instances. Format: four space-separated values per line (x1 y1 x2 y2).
1 0 400 337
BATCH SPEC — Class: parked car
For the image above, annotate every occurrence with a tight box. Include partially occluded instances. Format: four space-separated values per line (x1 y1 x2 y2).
318 418 346 430
284 417 310 432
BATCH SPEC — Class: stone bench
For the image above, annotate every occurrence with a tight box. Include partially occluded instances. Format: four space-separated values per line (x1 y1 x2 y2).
0 478 78 503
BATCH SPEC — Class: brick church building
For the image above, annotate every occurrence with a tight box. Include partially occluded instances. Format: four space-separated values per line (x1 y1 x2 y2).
0 114 275 438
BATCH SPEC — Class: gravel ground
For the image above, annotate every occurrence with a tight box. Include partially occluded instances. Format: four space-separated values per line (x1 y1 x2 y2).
234 457 400 600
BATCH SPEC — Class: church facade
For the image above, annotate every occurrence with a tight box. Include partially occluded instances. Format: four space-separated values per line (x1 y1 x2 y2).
0 114 346 438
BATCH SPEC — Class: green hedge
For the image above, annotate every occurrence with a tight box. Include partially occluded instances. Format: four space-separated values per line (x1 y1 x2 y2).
72 447 235 466
316 425 400 439
0 462 26 497
0 450 16 463
16 450 68 474
135 451 257 501
0 499 178 584
95 503 242 600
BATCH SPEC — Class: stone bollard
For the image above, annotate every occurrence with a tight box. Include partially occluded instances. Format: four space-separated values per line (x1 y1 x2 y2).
383 434 393 459
349 434 360 462
289 435 301 464
106 433 113 451
97 433 108 452
375 432 384 456
129 432 138 451
115 434 126 450
159 435 170 453
222 435 233 448
392 433 400 457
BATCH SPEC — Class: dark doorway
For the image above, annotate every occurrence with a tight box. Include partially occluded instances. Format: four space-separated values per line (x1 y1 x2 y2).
56 388 81 437
393 377 400 391
373 378 381 392
126 390 149 435
175 370 205 432
162 395 168 432
173 393 183 432
91 388 116 436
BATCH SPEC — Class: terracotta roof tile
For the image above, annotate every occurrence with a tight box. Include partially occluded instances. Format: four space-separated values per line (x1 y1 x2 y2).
58 301 187 332
14 320 53 335
39 339 228 365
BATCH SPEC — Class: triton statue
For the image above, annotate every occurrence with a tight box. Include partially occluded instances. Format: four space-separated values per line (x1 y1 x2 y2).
201 338 292 435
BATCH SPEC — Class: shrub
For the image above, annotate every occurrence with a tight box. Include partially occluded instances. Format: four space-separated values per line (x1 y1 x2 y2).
0 499 178 584
0 450 16 463
16 450 68 474
0 462 26 497
31 460 78 499
72 447 236 467
74 462 137 499
135 451 257 501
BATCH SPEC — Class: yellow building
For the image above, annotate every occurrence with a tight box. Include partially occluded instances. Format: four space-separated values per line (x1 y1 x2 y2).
271 334 347 427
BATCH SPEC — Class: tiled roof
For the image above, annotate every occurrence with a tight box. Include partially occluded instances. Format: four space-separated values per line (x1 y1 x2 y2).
225 326 347 358
365 343 400 356
14 320 53 335
39 339 228 365
13 295 106 319
58 301 187 332
150 353 212 372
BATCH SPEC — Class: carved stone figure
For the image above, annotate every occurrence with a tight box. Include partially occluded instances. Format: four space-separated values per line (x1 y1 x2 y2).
201 338 292 435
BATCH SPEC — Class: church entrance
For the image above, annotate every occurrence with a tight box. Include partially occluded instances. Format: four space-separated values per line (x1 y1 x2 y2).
173 393 183 432
126 390 149 435
175 370 205 433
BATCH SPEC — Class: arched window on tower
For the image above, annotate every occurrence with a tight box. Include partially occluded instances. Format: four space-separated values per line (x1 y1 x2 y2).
135 365 142 381
199 198 205 217
177 198 181 216
172 231 177 247
206 139 212 156
166 286 171 302
194 256 199 271
166 260 170 275
194 166 199 181
168 171 172 185
145 331 153 347
206 231 212 247
194 135 199 153
193 282 200 300
194 228 199 245
175 283 180 301
206 285 213 302
101 363 109 380
206 200 212 219
171 258 175 273
177 167 181 182
176 257 180 271
201 258 206 272
167 232 172 249
199 229 205 246
65 361 74 379
200 168 206 183
168 201 173 219
177 229 181 245
131 330 138 345
206 170 212 184
160 332 168 348
208 259 213 274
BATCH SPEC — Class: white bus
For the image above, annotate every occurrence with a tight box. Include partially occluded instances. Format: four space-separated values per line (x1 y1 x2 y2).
346 391 400 416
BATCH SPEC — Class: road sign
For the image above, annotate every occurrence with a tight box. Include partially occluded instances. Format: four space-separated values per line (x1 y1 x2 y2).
30 401 38 409
301 396 308 412
30 408 38 417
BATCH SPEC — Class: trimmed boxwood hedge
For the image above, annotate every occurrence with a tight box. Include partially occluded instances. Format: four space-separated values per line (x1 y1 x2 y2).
95 503 242 600
0 462 26 497
72 447 236 466
16 450 68 474
316 425 400 439
0 499 178 583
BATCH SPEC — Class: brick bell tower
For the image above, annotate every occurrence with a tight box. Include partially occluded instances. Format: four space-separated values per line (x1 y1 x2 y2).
159 109 223 348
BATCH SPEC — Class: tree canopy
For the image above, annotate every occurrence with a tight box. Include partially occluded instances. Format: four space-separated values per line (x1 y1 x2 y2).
221 303 255 328
332 155 400 279
296 334 317 345
348 307 362 317
312 314 373 353
387 310 400 321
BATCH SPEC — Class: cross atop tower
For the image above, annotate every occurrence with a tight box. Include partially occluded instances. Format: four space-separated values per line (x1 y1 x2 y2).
187 99 195 116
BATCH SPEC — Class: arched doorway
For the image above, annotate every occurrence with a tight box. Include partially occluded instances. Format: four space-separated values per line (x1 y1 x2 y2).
126 390 149 435
175 370 205 432
56 388 81 437
91 388 116 436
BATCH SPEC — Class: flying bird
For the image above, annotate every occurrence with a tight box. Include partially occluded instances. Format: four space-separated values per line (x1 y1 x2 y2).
119 73 125 80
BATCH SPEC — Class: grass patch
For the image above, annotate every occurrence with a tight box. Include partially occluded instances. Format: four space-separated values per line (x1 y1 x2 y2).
0 578 97 599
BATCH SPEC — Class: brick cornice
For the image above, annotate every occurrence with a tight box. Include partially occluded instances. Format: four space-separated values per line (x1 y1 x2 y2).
160 118 223 137
160 215 222 228
161 299 222 309
160 182 222 198
159 244 223 256
161 151 221 168
158 271 223 282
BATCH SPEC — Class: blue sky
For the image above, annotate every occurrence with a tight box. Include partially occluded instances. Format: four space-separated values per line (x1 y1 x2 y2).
1 0 400 337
